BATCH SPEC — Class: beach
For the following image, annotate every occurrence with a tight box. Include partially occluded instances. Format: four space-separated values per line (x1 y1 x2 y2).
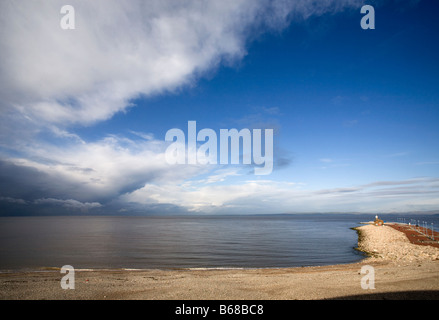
1 223 438 300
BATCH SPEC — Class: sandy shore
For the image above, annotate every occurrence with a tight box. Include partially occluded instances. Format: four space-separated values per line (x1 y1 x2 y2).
1 223 439 300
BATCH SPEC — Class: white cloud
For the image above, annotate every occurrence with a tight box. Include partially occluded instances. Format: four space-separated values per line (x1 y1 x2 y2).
0 0 254 126
1 132 207 203
34 198 102 211
121 176 439 214
0 196 27 205
198 169 242 184
0 0 363 128
2 132 439 214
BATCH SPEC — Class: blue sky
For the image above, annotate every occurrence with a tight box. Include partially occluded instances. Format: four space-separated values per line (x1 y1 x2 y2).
0 0 438 215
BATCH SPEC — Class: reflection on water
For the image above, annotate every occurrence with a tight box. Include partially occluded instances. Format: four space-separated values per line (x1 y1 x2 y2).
1 214 434 270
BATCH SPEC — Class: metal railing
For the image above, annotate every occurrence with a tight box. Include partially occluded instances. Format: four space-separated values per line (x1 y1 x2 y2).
395 217 436 241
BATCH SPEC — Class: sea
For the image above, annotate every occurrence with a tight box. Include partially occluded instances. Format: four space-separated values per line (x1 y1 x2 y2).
0 214 438 271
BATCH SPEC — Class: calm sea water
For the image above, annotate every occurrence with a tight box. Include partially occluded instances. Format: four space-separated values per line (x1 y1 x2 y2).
0 214 437 271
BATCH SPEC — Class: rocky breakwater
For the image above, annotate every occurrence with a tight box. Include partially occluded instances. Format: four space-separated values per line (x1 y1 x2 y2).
355 224 439 262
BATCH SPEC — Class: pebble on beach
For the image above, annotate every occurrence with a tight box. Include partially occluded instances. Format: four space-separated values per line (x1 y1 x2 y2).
356 224 439 262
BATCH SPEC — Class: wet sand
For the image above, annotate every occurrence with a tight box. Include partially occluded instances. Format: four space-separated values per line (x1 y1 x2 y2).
1 223 438 300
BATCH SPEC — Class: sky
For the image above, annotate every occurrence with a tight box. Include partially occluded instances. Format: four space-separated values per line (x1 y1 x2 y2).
0 0 438 215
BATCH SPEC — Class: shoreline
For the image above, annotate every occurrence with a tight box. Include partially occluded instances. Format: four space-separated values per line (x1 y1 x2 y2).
0 260 366 274
1 223 438 300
